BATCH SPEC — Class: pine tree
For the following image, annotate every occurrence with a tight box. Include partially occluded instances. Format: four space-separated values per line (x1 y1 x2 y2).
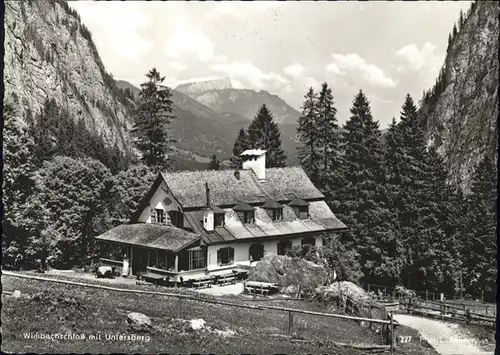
297 87 321 185
394 94 433 290
339 91 399 285
229 128 249 169
452 23 458 37
315 82 343 206
247 104 287 168
208 154 221 170
462 155 497 300
132 68 176 172
459 9 465 30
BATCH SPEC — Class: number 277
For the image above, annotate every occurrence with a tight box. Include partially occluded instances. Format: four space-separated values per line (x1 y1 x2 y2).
398 336 412 343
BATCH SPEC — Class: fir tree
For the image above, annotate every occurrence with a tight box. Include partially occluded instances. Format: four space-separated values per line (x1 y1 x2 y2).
338 91 398 285
452 23 458 37
247 104 287 168
462 155 497 300
132 68 176 172
208 154 222 170
459 9 465 30
229 128 249 169
315 82 343 206
297 87 320 185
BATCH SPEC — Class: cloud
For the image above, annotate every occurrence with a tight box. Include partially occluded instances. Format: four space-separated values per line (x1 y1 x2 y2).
167 61 188 72
163 18 220 62
326 53 396 88
70 2 152 62
284 63 306 78
394 42 442 72
211 61 289 89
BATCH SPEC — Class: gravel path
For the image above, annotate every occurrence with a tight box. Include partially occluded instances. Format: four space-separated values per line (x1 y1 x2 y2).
394 314 492 355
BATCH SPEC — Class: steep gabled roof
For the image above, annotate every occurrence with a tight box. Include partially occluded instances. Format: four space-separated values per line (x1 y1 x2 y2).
262 199 282 209
160 167 324 209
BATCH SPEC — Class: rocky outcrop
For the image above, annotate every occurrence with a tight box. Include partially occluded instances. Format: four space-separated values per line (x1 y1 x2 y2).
4 0 133 151
420 1 499 192
247 253 328 295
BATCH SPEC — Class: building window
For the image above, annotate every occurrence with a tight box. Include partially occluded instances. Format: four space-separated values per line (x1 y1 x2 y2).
170 210 183 228
301 236 316 247
188 249 206 270
293 206 309 219
217 247 234 266
249 243 264 262
271 208 283 221
214 213 225 227
100 243 128 261
237 211 255 224
156 209 166 224
277 240 292 255
148 249 167 269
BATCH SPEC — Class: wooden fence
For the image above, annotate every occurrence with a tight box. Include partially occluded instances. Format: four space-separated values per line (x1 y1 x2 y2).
3 271 399 353
401 297 495 327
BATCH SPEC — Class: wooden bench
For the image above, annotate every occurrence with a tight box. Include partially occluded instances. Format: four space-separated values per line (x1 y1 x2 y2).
193 279 212 289
216 274 237 286
244 281 277 297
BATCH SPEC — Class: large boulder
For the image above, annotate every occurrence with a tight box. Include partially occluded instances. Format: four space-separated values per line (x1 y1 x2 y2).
127 312 152 332
247 253 328 295
315 281 372 303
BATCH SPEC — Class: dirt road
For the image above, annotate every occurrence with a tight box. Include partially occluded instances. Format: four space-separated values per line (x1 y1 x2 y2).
394 314 492 355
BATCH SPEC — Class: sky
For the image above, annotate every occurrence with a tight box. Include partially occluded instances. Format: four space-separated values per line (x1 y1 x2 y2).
70 1 472 129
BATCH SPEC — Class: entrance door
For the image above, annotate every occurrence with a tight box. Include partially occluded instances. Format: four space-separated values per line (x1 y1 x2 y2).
132 247 149 275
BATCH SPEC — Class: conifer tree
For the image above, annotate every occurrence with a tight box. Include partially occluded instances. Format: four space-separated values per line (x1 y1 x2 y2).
316 82 343 206
132 68 176 172
208 154 222 170
462 155 497 300
247 104 287 168
459 9 465 30
452 23 458 37
339 91 399 285
297 87 320 185
229 128 249 169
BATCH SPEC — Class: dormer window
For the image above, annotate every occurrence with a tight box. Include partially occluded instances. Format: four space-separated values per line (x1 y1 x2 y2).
212 205 226 228
233 202 255 224
150 209 166 224
262 199 283 221
289 199 309 220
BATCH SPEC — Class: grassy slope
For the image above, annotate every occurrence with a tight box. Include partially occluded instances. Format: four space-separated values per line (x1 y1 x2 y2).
2 274 438 354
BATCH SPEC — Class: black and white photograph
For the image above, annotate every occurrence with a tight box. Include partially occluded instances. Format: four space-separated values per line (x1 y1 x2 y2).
2 1 498 354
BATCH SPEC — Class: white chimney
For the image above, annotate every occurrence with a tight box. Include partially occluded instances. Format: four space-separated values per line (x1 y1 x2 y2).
241 149 266 182
203 209 214 232
203 182 215 231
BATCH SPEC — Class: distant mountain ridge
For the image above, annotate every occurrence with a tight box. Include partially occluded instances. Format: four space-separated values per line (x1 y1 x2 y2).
175 78 233 94
175 81 301 125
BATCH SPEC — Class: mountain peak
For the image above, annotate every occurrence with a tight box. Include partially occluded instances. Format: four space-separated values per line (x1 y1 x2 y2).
175 78 233 94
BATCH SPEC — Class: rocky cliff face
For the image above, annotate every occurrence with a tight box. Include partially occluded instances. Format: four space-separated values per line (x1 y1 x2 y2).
420 1 498 191
4 0 133 151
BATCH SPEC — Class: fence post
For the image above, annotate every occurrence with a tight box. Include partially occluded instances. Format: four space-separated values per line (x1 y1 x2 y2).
390 311 394 354
392 289 396 302
369 303 373 330
481 290 484 302
288 311 293 335
426 290 428 302
384 286 387 298
485 305 488 316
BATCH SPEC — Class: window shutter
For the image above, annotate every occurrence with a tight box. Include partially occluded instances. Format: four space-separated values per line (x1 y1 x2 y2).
229 248 234 264
150 209 156 223
217 249 222 265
